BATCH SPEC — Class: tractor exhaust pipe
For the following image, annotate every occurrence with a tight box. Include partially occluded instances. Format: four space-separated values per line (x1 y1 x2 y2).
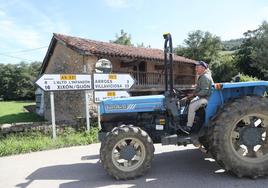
163 33 174 92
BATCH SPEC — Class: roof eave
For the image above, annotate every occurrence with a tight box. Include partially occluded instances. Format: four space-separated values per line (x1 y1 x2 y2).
40 35 57 74
40 34 96 74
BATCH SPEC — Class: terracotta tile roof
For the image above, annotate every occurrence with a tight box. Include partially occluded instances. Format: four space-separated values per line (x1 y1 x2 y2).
53 33 196 64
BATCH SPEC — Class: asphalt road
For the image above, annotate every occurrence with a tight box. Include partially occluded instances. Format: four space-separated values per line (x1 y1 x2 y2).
0 143 268 188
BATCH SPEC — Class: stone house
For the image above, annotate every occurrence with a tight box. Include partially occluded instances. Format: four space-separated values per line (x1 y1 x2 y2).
37 33 196 123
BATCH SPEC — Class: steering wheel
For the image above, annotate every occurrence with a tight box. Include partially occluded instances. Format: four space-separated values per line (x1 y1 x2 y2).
172 88 185 98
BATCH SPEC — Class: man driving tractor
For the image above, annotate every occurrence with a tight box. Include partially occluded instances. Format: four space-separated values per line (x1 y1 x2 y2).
182 61 214 133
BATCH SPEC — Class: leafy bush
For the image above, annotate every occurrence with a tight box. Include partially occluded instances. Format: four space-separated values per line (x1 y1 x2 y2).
238 74 259 82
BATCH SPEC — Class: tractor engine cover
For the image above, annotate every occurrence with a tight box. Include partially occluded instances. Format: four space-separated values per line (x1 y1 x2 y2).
100 95 165 115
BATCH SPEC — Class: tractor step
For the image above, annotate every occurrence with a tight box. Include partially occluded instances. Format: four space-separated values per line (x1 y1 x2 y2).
161 134 192 145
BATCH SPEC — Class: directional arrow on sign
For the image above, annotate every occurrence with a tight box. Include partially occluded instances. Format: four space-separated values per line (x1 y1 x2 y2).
35 74 92 91
93 73 135 90
94 91 130 103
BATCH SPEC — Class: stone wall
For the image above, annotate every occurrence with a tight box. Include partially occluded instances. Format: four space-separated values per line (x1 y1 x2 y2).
0 122 87 136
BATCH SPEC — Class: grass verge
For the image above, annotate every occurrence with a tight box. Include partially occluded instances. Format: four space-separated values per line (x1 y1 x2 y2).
0 127 99 157
0 101 44 124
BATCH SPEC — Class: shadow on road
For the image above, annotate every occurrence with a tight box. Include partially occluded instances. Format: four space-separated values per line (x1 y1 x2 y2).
80 154 99 161
16 148 267 188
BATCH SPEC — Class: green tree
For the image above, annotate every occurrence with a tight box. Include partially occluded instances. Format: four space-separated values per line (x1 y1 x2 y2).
0 62 41 100
110 29 132 46
136 42 151 48
175 30 222 64
0 64 14 99
236 21 268 80
222 38 243 51
210 53 238 82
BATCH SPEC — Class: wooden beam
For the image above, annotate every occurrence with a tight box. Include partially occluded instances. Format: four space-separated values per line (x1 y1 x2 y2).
155 64 164 70
120 61 140 68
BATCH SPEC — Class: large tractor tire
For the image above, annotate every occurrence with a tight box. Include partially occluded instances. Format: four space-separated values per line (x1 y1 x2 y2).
210 96 268 178
100 125 155 180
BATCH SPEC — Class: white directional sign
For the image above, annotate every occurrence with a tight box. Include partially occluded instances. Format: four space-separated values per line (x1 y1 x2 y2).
94 91 130 103
93 73 135 90
36 74 92 91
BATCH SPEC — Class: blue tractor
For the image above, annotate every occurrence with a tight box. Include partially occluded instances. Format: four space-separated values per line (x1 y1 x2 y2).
99 33 268 179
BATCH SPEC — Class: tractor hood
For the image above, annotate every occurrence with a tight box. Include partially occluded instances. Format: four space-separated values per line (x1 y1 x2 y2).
99 95 165 115
216 81 268 89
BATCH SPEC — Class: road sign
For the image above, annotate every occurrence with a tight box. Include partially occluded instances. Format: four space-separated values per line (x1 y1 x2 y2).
35 74 92 91
93 73 135 90
94 91 130 103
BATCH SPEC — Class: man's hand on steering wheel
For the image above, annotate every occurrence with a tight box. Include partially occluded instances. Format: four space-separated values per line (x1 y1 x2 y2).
187 93 195 100
173 88 187 99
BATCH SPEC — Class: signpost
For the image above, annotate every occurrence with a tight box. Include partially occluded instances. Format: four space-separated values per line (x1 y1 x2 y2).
36 74 92 91
50 92 56 139
94 91 130 103
36 74 92 139
93 73 135 90
85 90 90 131
93 73 134 128
35 72 135 139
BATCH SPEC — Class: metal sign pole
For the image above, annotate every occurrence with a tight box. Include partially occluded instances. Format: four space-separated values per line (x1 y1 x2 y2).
98 104 101 129
85 90 90 131
50 91 56 139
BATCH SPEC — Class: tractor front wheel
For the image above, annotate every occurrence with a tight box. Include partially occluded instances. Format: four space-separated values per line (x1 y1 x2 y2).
100 125 154 180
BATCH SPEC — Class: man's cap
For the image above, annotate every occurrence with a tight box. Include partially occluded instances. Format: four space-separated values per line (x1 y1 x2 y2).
195 61 208 69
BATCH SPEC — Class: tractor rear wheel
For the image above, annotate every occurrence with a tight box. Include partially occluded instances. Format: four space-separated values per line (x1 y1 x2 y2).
100 125 154 180
211 96 268 178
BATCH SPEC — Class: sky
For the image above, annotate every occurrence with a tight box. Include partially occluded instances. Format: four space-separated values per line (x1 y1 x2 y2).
0 0 267 64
